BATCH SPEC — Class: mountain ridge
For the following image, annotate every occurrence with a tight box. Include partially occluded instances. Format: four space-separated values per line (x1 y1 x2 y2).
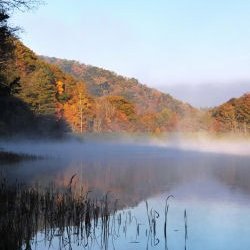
40 56 250 134
40 56 195 115
0 40 249 136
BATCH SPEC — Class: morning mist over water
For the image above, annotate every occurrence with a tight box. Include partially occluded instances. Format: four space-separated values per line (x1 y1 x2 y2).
1 135 250 197
1 135 250 249
1 0 250 249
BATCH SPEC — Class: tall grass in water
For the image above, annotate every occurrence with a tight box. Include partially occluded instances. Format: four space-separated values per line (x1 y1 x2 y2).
184 209 188 250
164 195 174 250
0 178 118 250
0 176 189 250
145 200 160 247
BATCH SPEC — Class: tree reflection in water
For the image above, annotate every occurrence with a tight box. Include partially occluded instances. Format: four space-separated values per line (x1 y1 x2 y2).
0 178 188 250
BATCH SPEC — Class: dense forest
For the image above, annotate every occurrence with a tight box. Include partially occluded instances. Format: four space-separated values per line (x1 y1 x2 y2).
41 57 250 134
1 40 249 136
40 57 204 133
211 93 250 133
0 1 249 136
0 40 95 136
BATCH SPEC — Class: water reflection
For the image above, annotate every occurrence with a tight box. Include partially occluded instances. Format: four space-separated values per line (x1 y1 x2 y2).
1 143 250 207
1 141 250 249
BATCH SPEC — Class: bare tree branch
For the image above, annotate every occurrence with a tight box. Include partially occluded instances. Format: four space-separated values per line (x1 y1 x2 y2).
0 0 44 12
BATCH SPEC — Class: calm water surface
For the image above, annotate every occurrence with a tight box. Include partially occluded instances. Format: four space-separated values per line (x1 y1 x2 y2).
1 139 250 250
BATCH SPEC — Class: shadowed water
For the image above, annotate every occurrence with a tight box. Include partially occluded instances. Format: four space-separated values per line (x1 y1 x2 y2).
0 138 250 249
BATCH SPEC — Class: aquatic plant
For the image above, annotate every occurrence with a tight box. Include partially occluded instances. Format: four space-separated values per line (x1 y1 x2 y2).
0 176 188 250
0 178 117 250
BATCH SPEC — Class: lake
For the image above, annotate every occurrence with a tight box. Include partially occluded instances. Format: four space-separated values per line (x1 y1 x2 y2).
0 136 250 250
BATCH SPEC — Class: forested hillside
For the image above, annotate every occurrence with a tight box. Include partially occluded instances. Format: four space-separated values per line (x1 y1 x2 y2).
1 38 249 136
211 93 250 133
41 57 193 114
0 40 94 136
1 37 249 136
2 41 198 136
1 0 249 136
1 42 205 135
41 57 209 133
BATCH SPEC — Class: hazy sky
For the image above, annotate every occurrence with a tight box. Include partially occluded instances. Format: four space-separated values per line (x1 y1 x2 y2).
12 0 250 107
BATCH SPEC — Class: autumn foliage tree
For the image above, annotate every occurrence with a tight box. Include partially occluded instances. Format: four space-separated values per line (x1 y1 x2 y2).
63 83 94 133
212 93 250 133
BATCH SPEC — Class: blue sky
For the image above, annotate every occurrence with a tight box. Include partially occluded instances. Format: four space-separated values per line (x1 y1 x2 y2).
11 0 250 107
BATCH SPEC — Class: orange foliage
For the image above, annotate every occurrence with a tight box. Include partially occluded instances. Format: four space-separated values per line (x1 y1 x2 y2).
62 83 94 133
56 80 64 95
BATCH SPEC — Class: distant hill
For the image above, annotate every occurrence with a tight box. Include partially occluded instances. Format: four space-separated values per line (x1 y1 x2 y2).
41 57 194 116
41 57 205 133
211 93 250 133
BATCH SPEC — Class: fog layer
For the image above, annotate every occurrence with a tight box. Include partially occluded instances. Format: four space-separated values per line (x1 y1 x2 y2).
0 134 249 158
